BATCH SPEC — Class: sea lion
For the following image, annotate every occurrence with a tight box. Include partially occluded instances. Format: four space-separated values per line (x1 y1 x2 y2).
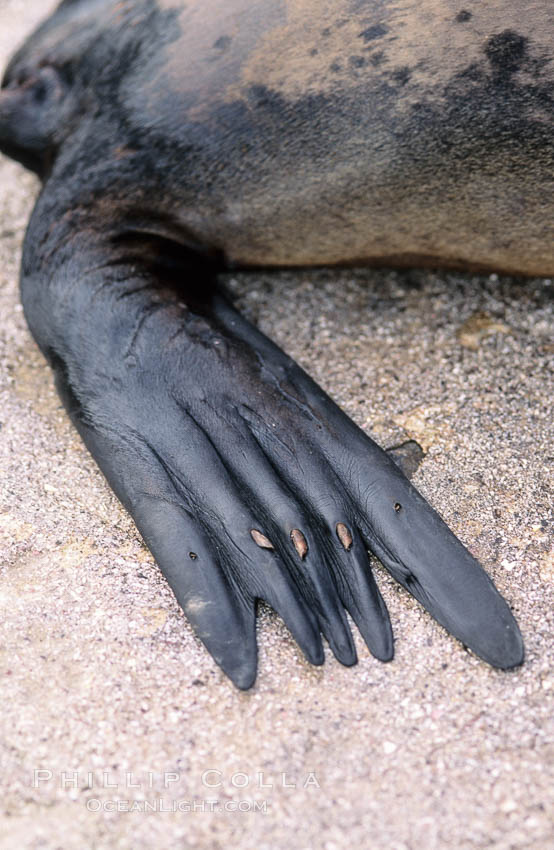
1 0 551 688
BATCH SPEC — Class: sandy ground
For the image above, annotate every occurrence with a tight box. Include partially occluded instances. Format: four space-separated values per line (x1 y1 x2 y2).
0 2 553 848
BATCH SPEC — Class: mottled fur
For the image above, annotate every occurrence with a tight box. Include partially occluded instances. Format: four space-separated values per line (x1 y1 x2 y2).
1 0 545 686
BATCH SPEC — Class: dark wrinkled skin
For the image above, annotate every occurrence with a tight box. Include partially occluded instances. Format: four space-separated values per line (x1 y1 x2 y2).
2 0 552 688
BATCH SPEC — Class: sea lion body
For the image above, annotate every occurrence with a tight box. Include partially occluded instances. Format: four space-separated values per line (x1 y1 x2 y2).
3 0 553 273
1 0 549 687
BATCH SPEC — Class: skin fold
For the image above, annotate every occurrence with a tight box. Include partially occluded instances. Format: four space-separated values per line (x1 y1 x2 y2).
1 0 551 687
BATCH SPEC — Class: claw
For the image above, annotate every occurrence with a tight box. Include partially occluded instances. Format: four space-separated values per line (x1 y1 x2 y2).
291 528 308 559
336 522 353 551
251 529 275 549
